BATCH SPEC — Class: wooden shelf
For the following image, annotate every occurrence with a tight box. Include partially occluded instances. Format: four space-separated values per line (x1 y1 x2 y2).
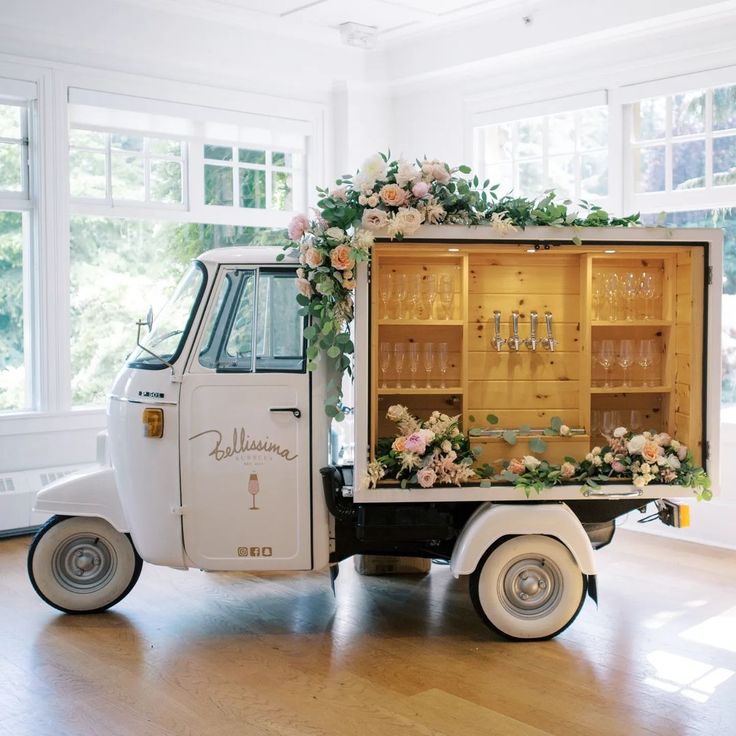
590 385 672 394
591 320 672 327
377 387 463 395
377 319 465 326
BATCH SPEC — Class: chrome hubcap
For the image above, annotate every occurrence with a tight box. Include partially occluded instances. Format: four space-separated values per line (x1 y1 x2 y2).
499 555 563 618
52 534 117 593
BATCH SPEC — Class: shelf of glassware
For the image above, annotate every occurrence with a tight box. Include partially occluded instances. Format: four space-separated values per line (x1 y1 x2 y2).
376 387 463 395
377 319 465 326
589 386 672 394
590 320 673 328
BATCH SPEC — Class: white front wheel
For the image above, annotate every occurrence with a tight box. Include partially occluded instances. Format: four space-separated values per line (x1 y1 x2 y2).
470 535 587 641
28 515 142 614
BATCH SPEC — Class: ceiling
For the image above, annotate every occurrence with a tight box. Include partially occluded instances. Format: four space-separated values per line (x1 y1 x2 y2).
147 0 529 43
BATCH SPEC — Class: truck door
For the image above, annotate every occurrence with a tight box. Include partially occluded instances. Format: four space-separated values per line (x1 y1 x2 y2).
180 266 311 571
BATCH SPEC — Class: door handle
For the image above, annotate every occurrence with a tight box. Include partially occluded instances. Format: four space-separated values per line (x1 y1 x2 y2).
582 488 643 499
270 407 302 418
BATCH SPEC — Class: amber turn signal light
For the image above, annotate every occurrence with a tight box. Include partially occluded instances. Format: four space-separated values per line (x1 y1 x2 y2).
142 407 164 438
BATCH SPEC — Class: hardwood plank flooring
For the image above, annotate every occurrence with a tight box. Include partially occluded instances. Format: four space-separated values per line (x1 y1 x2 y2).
1 529 735 736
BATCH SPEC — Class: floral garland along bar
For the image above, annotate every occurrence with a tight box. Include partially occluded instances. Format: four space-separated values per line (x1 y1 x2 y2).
366 406 711 500
281 152 641 421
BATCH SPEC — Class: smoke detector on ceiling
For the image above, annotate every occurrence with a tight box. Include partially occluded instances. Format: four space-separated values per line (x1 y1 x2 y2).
339 22 378 49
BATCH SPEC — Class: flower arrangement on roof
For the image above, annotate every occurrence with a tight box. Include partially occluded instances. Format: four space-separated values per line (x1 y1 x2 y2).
364 405 477 489
281 152 641 419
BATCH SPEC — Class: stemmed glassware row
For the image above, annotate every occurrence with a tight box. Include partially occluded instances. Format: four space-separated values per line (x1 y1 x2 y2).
592 271 657 321
594 338 657 387
379 273 455 320
379 341 450 388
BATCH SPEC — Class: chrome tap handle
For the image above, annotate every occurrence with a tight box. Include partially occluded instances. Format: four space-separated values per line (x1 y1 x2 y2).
542 311 557 351
492 310 506 351
508 311 521 351
525 310 539 351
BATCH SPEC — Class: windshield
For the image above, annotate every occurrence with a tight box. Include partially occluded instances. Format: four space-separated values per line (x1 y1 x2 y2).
128 262 206 368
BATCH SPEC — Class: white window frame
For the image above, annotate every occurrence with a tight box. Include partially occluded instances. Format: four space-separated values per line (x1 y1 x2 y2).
0 99 30 201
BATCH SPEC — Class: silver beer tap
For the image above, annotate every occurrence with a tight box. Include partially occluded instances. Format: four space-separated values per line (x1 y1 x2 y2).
508 311 521 351
525 310 539 351
492 310 506 351
541 311 557 352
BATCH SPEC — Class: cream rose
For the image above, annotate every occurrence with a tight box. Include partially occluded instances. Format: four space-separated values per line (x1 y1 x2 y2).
296 278 313 298
613 426 627 438
641 441 661 464
560 461 576 479
417 467 437 488
395 159 420 188
627 434 647 455
324 227 346 242
393 207 424 236
330 244 355 271
361 208 389 231
523 455 541 470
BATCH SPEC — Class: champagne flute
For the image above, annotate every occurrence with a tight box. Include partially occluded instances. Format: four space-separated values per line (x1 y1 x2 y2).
408 342 420 388
630 409 643 433
598 339 615 387
379 341 391 388
437 342 449 388
395 273 408 320
618 339 635 387
379 272 394 320
422 274 437 320
592 275 603 321
393 342 406 388
601 410 615 441
604 273 620 321
638 338 656 386
423 342 434 388
638 271 655 320
439 274 454 320
621 272 637 321
409 274 422 320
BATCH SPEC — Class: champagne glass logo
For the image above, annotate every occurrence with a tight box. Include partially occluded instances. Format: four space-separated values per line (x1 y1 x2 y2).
248 472 260 510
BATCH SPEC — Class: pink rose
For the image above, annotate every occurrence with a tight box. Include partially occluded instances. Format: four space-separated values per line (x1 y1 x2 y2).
330 186 348 201
417 467 437 488
412 181 430 199
560 462 576 479
330 244 355 271
296 278 313 298
305 247 324 269
404 432 427 455
677 445 688 461
611 460 627 474
288 213 310 241
507 458 525 475
379 183 408 208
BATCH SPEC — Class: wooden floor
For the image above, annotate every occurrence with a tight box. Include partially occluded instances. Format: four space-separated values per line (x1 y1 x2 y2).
1 530 736 736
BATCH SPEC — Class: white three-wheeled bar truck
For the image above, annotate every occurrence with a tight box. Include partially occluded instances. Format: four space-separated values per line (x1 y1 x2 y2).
27 226 722 640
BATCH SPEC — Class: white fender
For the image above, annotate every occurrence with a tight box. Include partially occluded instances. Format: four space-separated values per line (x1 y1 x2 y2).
450 502 596 577
34 466 129 532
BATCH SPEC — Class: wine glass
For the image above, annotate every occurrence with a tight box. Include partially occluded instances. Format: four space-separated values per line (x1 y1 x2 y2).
422 274 437 320
604 273 620 321
601 410 616 441
248 472 260 510
618 339 635 387
621 272 637 321
379 341 391 388
638 271 656 320
437 342 449 388
408 342 420 388
638 338 656 386
393 342 406 388
395 273 408 319
592 275 603 321
379 272 394 320
423 342 434 388
597 339 615 387
439 274 454 320
630 409 643 433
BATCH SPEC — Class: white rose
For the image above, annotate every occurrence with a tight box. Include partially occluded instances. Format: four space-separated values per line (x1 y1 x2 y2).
395 159 420 188
627 434 647 455
604 452 614 464
656 456 667 466
641 463 651 474
671 439 681 451
585 453 594 462
325 227 346 242
367 193 380 207
522 455 541 470
666 455 681 470
633 475 648 488
592 455 602 466
559 424 571 436
393 207 424 235
441 440 452 453
592 446 602 455
613 426 627 438
361 208 389 231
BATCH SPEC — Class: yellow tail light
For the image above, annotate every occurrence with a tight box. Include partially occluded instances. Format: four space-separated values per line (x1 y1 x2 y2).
142 407 164 438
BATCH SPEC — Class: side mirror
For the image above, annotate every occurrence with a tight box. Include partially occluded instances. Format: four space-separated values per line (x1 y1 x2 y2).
145 305 153 332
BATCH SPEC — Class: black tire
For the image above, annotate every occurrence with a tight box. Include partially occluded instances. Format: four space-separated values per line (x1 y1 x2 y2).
469 535 587 641
28 515 143 614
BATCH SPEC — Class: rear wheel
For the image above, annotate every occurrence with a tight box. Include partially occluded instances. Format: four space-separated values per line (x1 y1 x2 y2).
469 535 587 641
28 515 142 614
